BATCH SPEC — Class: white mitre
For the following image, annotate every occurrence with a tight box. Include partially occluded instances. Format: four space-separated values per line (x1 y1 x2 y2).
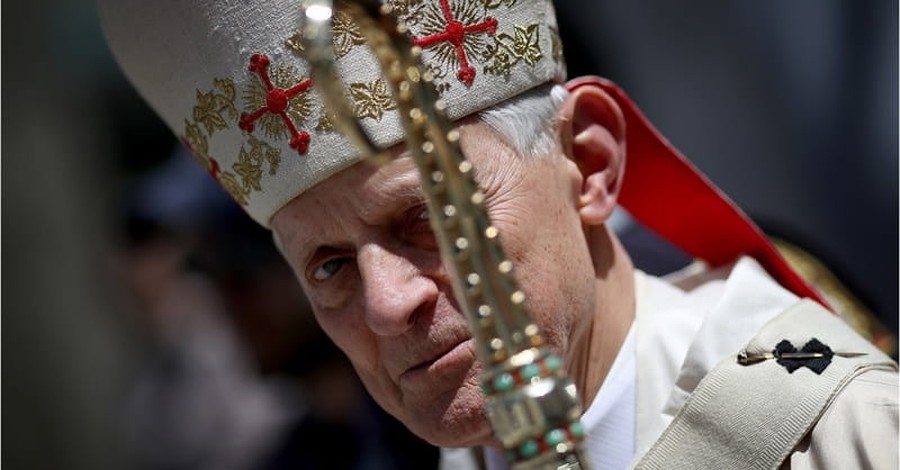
98 0 566 227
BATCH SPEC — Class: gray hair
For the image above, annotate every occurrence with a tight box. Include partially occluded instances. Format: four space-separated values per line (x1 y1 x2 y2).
477 83 570 157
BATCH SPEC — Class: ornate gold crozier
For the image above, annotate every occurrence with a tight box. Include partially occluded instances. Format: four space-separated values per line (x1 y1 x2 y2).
299 2 592 468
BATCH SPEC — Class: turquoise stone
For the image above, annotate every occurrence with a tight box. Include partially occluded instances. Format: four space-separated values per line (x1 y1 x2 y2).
545 428 566 446
519 439 539 458
493 373 514 392
521 363 541 380
544 355 562 371
569 421 584 438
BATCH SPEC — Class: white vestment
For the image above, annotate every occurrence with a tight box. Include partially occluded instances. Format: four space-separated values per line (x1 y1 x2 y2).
445 257 898 470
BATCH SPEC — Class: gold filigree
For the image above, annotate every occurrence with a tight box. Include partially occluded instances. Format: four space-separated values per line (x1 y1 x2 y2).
388 0 427 25
181 76 287 207
285 30 305 54
484 24 543 77
332 10 366 58
242 63 312 141
192 79 238 135
423 62 452 93
287 10 364 59
233 135 281 193
217 171 247 206
418 1 491 62
412 0 495 87
350 79 397 120
316 112 336 132
182 119 211 167
484 0 517 9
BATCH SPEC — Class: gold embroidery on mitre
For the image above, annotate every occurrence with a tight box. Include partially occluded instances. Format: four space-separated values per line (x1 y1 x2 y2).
217 171 248 205
183 119 212 168
484 23 543 78
388 0 427 24
181 76 286 207
233 135 282 193
332 10 367 58
285 31 305 54
350 79 398 120
315 111 336 132
242 63 313 141
286 10 365 59
193 79 239 135
484 0 518 9
406 0 498 87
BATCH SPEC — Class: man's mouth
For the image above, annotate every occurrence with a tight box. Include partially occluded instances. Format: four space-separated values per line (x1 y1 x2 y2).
399 338 474 386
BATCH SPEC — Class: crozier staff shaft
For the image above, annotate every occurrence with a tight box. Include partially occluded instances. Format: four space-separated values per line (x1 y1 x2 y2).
299 2 592 468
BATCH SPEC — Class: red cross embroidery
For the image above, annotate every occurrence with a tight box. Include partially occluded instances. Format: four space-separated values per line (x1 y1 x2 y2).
238 54 313 154
410 0 498 87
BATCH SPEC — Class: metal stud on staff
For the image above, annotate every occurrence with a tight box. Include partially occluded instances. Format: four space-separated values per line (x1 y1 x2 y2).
300 1 592 468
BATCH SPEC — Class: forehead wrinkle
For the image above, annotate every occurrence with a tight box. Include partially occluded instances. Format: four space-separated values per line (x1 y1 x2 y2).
359 157 423 222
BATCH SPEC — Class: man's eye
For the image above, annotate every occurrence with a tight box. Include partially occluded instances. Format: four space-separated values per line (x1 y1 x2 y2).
402 204 438 250
312 258 346 281
406 204 431 226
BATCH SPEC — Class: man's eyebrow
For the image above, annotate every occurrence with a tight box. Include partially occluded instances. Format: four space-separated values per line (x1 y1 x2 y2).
362 159 425 215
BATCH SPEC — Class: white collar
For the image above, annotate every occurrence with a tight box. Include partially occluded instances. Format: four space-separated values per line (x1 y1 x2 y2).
633 256 799 459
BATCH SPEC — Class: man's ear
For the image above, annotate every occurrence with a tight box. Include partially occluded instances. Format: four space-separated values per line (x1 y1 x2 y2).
558 82 627 226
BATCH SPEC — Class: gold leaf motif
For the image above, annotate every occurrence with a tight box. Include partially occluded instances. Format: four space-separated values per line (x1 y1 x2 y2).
184 75 290 207
285 30 304 54
286 11 363 58
350 79 397 120
262 142 280 176
217 171 248 206
192 79 238 135
388 0 427 25
484 0 517 9
484 24 543 77
233 136 282 193
434 81 452 94
332 10 366 58
233 147 262 192
316 112 335 132
182 120 211 166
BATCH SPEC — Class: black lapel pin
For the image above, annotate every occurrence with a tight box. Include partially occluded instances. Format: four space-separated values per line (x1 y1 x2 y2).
737 338 867 374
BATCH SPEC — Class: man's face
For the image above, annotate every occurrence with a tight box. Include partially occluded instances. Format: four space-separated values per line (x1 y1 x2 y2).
271 120 598 447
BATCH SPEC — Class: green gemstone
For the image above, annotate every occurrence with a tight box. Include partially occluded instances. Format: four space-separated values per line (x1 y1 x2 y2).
519 439 539 458
545 355 562 371
481 382 491 394
493 373 515 392
545 428 566 446
521 363 541 380
569 421 584 438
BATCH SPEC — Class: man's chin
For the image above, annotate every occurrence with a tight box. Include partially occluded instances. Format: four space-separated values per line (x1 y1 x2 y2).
403 375 493 448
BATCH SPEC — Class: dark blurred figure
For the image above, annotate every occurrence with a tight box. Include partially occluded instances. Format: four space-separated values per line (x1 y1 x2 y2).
116 147 439 470
117 148 296 470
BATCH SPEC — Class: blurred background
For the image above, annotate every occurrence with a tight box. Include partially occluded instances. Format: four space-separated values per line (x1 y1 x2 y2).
3 1 897 469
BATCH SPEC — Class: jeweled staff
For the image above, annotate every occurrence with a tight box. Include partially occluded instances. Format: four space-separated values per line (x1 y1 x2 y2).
299 1 592 468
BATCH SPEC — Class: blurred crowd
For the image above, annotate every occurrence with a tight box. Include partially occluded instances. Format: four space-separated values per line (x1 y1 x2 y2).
114 147 439 469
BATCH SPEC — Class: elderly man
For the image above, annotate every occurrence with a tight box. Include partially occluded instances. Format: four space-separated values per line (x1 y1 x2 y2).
99 0 898 468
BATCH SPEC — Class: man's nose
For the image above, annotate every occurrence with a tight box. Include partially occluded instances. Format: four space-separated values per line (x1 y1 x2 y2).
358 244 437 336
